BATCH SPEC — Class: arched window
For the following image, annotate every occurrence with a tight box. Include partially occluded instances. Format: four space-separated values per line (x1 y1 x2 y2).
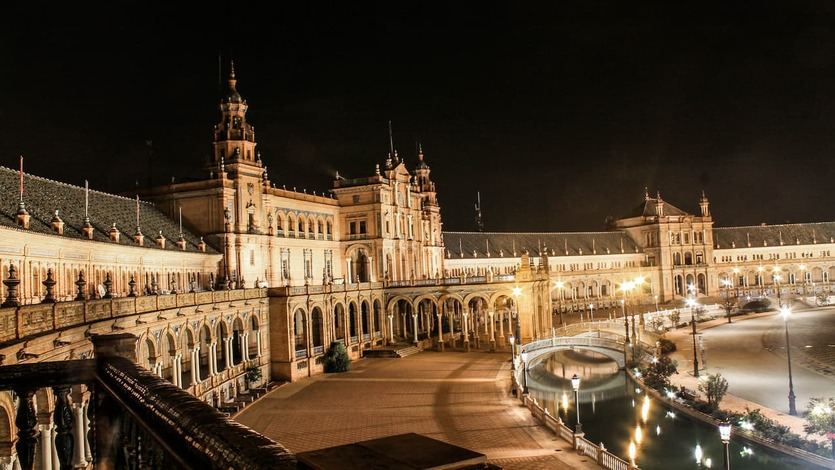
311 308 324 350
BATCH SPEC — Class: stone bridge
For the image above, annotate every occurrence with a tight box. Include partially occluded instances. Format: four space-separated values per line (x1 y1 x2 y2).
519 332 654 370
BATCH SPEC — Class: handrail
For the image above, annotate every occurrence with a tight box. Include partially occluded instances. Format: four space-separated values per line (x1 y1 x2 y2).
98 357 296 469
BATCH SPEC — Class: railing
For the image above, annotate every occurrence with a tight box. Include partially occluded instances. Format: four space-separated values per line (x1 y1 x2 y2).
295 349 308 359
513 370 635 470
312 345 324 355
0 288 267 347
350 336 358 343
373 331 382 338
0 334 295 470
362 333 370 341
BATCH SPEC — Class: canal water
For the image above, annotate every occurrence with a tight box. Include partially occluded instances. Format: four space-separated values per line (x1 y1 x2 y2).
526 350 827 470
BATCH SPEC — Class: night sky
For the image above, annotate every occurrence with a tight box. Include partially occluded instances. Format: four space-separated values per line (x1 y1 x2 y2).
3 2 835 232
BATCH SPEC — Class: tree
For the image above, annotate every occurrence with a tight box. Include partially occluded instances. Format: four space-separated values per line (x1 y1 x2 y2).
698 373 729 410
805 397 835 460
641 355 677 391
324 341 351 373
245 365 263 387
669 310 681 328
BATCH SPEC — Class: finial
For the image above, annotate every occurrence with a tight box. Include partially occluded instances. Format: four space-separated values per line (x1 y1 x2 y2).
375 163 380 175
644 186 649 200
229 59 236 80
656 190 662 201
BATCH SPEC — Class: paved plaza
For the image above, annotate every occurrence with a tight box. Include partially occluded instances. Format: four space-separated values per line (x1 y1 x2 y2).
236 352 599 469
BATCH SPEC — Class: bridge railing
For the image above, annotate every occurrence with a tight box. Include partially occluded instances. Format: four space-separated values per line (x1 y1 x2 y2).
511 372 637 469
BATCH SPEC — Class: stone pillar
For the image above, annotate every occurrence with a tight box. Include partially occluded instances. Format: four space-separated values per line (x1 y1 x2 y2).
411 313 418 344
255 331 262 357
39 424 53 470
50 426 58 470
462 311 470 352
71 403 87 469
225 338 234 367
82 400 91 464
498 311 505 345
447 308 454 348
437 310 444 351
489 310 496 352
209 342 218 376
242 333 250 361
191 348 200 384
387 315 394 345
174 355 183 387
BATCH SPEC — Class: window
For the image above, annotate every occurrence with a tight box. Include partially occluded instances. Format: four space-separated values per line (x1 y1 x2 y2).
684 232 690 244
304 249 313 279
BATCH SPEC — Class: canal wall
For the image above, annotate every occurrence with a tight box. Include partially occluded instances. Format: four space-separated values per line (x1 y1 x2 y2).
626 369 835 469
511 365 637 470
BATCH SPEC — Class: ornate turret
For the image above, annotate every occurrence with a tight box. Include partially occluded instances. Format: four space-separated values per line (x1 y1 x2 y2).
699 190 710 217
211 61 259 171
414 144 437 206
50 210 64 235
655 191 665 218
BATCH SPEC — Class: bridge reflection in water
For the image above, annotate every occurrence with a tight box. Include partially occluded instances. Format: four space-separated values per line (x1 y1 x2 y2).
526 350 827 470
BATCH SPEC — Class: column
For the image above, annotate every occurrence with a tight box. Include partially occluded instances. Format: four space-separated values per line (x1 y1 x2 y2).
437 310 444 351
71 403 87 469
191 348 200 384
498 311 505 345
255 331 262 357
489 310 496 351
240 333 248 362
39 424 53 470
447 307 454 348
82 401 91 463
209 342 218 376
50 426 58 470
173 355 182 387
225 338 234 367
0 456 16 470
387 314 394 345
412 313 418 344
462 310 470 352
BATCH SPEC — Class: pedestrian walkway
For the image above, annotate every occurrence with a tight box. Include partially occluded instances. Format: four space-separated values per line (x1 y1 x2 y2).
665 312 819 439
235 352 600 469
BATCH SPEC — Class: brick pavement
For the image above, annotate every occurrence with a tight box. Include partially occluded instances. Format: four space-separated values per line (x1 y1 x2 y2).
235 352 599 469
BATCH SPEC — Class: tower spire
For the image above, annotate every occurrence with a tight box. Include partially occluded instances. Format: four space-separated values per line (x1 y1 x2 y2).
388 120 395 157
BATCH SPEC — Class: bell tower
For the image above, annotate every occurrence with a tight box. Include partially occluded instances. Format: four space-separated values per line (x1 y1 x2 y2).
210 61 261 173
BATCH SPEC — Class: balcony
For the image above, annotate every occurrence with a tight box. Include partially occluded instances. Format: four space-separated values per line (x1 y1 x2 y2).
0 334 295 470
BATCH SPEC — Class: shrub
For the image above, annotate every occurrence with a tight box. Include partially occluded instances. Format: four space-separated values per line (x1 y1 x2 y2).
669 311 681 327
641 355 677 391
658 338 676 354
245 365 263 385
324 341 351 373
698 373 729 411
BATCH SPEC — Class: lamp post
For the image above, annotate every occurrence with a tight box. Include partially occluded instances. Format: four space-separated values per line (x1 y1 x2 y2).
571 373 582 433
620 281 634 342
721 278 734 324
687 297 699 377
634 275 646 333
781 306 798 415
588 303 595 323
509 335 516 371
719 421 732 470
521 351 529 394
799 264 807 296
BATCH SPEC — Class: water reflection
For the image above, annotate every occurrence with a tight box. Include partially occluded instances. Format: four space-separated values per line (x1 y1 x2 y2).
526 350 825 470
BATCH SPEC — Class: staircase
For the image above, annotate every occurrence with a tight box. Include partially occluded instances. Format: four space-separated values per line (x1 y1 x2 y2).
363 344 422 358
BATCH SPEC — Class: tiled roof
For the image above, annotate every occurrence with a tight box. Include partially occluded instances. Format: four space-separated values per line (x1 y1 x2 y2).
442 231 642 259
713 222 835 249
624 197 689 218
0 166 216 253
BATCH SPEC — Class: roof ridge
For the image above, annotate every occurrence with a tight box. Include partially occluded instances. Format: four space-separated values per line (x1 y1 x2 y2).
714 221 835 230
0 166 153 204
442 230 626 236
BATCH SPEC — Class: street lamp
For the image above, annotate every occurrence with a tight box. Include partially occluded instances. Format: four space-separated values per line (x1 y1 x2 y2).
721 278 734 324
588 303 595 323
634 276 646 333
571 373 582 433
719 421 732 470
620 280 635 342
781 306 797 415
521 351 529 394
687 297 699 377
